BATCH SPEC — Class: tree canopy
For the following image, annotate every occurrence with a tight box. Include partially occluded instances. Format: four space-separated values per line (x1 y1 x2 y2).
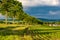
0 0 23 17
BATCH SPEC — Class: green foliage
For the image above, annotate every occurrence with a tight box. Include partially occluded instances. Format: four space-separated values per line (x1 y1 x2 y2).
0 0 23 17
0 0 23 24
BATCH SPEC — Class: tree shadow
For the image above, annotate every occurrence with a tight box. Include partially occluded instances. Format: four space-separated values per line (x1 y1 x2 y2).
0 26 25 36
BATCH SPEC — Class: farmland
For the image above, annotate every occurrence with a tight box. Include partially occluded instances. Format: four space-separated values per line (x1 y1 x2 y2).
0 0 60 40
0 24 60 40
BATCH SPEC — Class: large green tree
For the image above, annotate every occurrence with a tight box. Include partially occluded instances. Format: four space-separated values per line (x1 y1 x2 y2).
0 0 23 24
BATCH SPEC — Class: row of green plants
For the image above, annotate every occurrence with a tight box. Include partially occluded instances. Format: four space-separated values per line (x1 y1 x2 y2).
0 29 57 40
0 25 59 40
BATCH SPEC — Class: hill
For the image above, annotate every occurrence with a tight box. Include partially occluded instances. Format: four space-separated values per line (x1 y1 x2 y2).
38 18 60 22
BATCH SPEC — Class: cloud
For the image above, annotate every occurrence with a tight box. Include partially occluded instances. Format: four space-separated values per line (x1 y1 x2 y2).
49 11 60 15
17 0 60 7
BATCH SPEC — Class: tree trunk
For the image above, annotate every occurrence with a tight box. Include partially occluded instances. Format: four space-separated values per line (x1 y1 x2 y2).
13 16 15 24
5 11 8 24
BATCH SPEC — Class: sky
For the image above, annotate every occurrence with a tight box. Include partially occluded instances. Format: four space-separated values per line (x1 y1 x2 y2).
17 0 60 19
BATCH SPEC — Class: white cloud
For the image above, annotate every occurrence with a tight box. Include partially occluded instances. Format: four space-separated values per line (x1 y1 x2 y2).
49 11 60 15
17 0 60 7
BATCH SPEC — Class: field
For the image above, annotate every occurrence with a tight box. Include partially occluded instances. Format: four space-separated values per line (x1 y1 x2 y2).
0 24 60 40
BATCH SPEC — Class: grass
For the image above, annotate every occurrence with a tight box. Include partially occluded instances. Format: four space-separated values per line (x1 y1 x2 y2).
29 25 60 30
0 24 60 40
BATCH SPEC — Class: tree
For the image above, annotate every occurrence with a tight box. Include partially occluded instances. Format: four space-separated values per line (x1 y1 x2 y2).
0 0 9 24
0 0 23 24
8 1 23 24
